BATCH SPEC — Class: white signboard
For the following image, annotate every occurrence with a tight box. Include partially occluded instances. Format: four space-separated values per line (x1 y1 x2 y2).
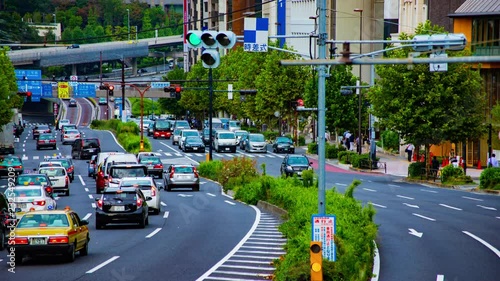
311 215 336 261
244 18 269 52
151 82 171 89
69 75 78 87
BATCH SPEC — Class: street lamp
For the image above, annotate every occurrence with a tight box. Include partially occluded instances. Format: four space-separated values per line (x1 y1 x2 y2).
354 8 363 154
126 9 130 41
53 13 57 45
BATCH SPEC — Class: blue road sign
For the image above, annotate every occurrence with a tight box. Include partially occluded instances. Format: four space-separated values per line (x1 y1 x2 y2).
311 214 336 261
277 0 286 48
244 18 269 52
15 69 42 98
151 82 171 89
42 84 53 97
73 84 96 98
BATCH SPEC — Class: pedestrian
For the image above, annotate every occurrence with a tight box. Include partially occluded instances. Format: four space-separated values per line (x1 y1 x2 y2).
348 133 355 151
432 156 440 171
405 143 415 162
488 153 499 167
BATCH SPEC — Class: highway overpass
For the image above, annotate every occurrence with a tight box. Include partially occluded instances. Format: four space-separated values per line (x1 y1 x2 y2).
7 35 184 70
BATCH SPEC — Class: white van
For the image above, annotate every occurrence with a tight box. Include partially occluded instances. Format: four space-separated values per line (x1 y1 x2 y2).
228 120 241 132
214 130 237 153
103 154 138 178
204 118 223 130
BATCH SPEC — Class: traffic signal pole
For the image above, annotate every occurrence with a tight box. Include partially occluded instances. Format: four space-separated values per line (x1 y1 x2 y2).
208 68 214 161
317 0 327 215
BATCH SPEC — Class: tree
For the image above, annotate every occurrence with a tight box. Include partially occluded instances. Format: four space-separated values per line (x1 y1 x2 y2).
0 48 18 126
157 68 187 117
369 21 486 166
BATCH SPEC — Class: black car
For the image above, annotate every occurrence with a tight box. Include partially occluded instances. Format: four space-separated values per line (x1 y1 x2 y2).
0 192 16 251
183 136 205 152
36 133 57 150
273 136 295 154
71 138 101 159
202 128 211 145
68 99 77 107
32 125 51 140
280 154 313 177
94 187 151 229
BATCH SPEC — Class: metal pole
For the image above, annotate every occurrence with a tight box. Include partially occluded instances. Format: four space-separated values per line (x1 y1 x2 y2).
106 89 109 120
99 51 103 82
53 13 56 45
208 68 213 161
357 80 362 155
127 9 130 41
370 55 377 162
140 91 144 152
317 0 327 215
121 60 126 122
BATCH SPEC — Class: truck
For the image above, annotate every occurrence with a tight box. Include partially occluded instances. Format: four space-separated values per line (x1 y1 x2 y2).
0 109 19 155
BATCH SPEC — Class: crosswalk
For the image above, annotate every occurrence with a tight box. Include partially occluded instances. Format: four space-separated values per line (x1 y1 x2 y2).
154 151 285 159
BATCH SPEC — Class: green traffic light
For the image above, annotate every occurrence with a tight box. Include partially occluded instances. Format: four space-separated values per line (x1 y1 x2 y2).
187 33 202 46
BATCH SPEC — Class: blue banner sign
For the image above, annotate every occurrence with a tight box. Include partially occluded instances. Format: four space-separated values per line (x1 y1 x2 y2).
277 0 286 48
73 84 96 98
42 84 53 97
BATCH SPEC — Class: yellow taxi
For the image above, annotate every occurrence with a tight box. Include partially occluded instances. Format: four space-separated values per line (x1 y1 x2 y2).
10 207 89 263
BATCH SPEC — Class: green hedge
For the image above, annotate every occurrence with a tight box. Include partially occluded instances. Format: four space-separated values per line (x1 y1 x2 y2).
90 119 152 154
200 158 377 280
408 162 425 177
479 167 500 190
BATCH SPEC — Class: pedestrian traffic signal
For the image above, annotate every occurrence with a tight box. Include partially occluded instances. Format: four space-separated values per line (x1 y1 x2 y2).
108 85 114 96
26 92 32 102
310 241 323 281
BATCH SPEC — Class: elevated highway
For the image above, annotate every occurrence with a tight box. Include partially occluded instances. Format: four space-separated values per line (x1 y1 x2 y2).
7 35 184 68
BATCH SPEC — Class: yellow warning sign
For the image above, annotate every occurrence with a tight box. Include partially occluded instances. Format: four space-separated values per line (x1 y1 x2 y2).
58 82 70 99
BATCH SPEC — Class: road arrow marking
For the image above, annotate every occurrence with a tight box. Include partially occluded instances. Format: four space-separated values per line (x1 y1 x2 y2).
436 275 445 281
477 205 497 211
439 203 462 211
463 231 500 258
177 194 193 198
370 203 387 208
413 213 436 221
397 195 414 200
408 228 423 238
363 188 376 192
403 203 419 208
462 196 483 201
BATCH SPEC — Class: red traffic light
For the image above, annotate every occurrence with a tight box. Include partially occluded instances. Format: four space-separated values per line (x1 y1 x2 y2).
108 85 114 91
297 99 304 106
26 92 32 97
175 86 181 93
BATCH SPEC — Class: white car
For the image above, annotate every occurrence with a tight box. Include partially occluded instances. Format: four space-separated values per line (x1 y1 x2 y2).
58 119 70 130
38 166 70 196
38 161 63 170
61 129 81 144
118 177 162 215
5 185 57 215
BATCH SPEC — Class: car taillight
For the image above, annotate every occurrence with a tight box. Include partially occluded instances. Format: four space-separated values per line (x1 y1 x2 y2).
33 200 46 206
0 166 4 169
48 236 69 244
154 131 159 136
193 167 199 178
76 134 80 138
136 198 143 207
13 166 22 169
151 187 156 197
65 176 69 184
67 166 74 173
154 164 163 169
64 135 69 138
170 167 175 178
13 237 28 245
49 139 56 143
97 199 103 209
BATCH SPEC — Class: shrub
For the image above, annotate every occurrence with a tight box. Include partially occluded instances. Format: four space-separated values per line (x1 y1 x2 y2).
89 119 150 153
325 143 339 159
479 167 500 190
408 162 425 177
440 165 464 183
338 150 357 164
307 142 318 154
301 169 315 187
219 157 259 191
298 135 305 146
263 130 279 142
198 160 223 181
380 130 399 151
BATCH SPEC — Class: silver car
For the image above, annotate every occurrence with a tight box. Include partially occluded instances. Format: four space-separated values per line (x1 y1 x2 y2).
61 129 81 144
172 129 182 145
164 164 200 192
245 133 267 153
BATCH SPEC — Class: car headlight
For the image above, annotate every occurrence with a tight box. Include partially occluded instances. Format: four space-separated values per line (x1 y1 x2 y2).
290 145 294 148
286 166 293 171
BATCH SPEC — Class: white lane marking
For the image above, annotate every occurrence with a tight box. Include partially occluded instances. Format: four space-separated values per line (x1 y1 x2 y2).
496 217 500 220
82 213 92 220
436 275 444 281
408 228 423 238
370 203 387 208
412 213 436 221
388 184 400 188
163 211 169 218
88 194 93 199
477 205 497 211
196 206 261 281
91 203 96 208
33 156 39 160
336 183 347 186
462 196 483 201
145 228 162 238
371 241 380 281
84 188 89 192
420 189 438 193
177 194 193 198
22 155 27 160
403 203 419 208
224 200 236 205
78 175 85 186
160 201 167 206
22 143 25 147
206 193 216 197
363 188 376 192
463 231 500 258
439 204 462 211
22 148 25 152
159 141 181 152
86 256 120 274
397 195 414 200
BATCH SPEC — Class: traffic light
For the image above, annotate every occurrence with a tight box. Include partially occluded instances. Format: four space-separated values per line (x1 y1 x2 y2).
412 33 466 52
290 100 298 110
310 241 323 281
108 85 114 96
175 86 182 99
26 92 32 102
164 86 182 98
340 89 353 95
185 30 237 69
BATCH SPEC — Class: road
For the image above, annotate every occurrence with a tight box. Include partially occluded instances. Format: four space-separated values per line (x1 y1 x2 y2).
3 106 499 280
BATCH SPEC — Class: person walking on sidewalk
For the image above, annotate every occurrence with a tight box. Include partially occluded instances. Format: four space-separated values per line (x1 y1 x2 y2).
488 153 499 167
405 143 415 162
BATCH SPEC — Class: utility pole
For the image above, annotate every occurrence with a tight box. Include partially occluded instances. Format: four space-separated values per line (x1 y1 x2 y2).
317 0 327 215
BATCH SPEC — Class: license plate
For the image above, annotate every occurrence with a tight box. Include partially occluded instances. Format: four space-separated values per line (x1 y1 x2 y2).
298 172 302 175
193 147 198 150
88 148 95 152
178 175 189 179
44 140 49 143
148 165 153 168
31 238 46 245
112 206 125 211
225 148 230 151
16 203 27 209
